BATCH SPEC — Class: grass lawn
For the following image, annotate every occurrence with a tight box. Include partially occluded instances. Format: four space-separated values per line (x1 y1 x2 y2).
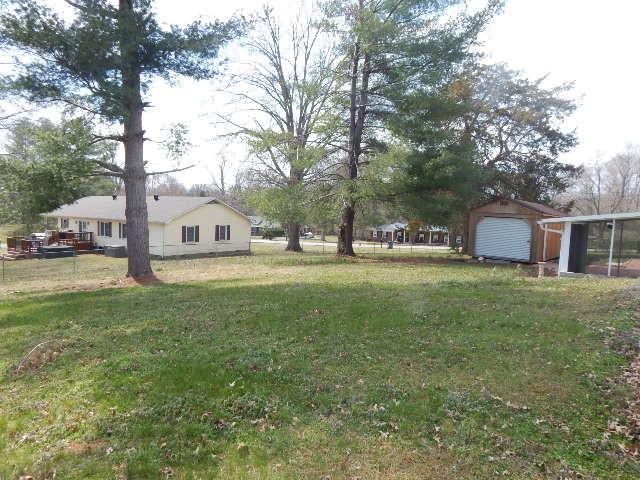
1 247 639 479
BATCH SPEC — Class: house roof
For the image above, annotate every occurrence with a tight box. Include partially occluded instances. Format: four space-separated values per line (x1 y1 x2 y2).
374 222 407 232
43 196 249 224
248 215 280 229
538 211 640 225
371 223 448 232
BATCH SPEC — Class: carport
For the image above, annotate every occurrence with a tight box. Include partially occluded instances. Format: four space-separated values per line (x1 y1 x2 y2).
538 211 640 278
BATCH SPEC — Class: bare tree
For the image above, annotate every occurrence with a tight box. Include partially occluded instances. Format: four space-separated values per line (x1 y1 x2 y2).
570 146 640 214
147 174 188 196
208 154 234 196
223 6 342 252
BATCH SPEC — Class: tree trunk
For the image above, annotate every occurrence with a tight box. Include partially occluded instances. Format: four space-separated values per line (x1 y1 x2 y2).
120 0 152 279
337 205 355 256
286 222 302 252
338 7 369 256
123 110 152 278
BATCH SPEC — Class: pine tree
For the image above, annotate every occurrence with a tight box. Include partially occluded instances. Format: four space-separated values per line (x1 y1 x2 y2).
326 0 500 255
0 0 243 277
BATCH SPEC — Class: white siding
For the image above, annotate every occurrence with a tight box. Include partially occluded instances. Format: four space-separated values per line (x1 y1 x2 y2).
475 217 532 262
50 202 251 257
158 203 250 257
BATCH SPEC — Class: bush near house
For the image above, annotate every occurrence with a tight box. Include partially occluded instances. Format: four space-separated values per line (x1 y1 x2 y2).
0 249 639 479
262 227 286 240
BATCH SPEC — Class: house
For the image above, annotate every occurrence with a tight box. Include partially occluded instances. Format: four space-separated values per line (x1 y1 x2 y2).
468 198 563 263
44 195 251 258
248 215 281 237
368 223 449 245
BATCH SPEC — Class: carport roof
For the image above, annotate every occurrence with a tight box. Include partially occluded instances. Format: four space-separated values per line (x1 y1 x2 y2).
538 211 640 224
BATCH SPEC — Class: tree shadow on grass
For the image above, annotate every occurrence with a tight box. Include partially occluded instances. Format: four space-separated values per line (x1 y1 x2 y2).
0 275 635 479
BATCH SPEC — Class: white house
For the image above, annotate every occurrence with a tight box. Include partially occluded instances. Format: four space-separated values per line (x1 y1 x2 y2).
44 195 251 258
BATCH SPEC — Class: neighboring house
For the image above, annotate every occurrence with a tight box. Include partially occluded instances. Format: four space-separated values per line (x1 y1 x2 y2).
248 215 281 236
44 195 251 258
368 222 449 244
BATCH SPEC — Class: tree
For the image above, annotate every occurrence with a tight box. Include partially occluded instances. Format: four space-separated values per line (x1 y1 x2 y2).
227 6 341 252
0 117 116 226
326 0 499 255
456 64 580 203
0 0 243 277
146 174 188 196
570 147 640 215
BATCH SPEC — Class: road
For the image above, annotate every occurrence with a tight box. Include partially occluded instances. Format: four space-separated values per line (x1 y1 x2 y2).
250 238 450 250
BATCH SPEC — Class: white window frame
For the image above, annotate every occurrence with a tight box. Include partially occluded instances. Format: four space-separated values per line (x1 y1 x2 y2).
78 220 89 233
185 225 197 243
98 221 112 237
215 224 231 242
119 222 127 239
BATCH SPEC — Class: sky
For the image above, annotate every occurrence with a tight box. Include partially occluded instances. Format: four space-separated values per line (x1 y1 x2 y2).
4 0 640 187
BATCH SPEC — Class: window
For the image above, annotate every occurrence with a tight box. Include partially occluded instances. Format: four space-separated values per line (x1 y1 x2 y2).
78 220 89 233
118 223 127 239
61 218 69 229
215 224 231 241
181 225 199 243
98 221 112 237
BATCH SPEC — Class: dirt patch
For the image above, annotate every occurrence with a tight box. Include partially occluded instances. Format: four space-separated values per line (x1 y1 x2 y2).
66 441 104 455
11 341 66 376
364 255 470 266
611 286 640 455
11 338 87 376
118 273 164 286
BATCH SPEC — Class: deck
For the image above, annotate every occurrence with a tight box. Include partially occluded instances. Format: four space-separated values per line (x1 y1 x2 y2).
2 231 96 260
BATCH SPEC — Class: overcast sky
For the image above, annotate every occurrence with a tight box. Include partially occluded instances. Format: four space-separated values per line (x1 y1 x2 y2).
7 0 640 187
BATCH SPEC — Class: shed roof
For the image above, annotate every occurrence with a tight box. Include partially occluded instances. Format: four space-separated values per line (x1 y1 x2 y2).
43 196 249 224
538 211 640 225
473 198 565 216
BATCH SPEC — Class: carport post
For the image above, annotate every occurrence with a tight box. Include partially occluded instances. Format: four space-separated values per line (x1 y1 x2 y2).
607 219 616 277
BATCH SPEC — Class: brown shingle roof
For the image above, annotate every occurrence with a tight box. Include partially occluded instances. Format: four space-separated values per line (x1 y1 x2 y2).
510 199 565 216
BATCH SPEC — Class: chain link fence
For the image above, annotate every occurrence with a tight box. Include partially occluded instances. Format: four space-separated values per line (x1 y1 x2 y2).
0 238 453 288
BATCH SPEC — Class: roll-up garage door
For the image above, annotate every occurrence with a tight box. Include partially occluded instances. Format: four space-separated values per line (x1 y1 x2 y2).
475 217 532 262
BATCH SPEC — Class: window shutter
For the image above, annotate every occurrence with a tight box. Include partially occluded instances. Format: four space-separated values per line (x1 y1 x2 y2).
195 225 200 242
227 225 231 240
118 223 121 238
182 226 186 243
107 222 112 237
215 225 219 241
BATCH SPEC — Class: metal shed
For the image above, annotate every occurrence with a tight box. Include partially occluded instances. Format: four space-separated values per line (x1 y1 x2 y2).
468 199 564 263
538 211 640 277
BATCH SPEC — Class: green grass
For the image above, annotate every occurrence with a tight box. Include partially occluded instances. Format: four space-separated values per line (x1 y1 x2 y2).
1 248 639 479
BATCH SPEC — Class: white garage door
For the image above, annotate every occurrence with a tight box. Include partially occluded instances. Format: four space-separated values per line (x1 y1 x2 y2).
475 217 532 262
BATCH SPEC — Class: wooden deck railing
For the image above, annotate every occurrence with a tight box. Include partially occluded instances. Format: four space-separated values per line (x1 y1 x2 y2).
7 231 95 253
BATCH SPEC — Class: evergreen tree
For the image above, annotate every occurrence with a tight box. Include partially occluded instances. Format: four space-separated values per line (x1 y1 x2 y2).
326 0 500 255
0 0 243 277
